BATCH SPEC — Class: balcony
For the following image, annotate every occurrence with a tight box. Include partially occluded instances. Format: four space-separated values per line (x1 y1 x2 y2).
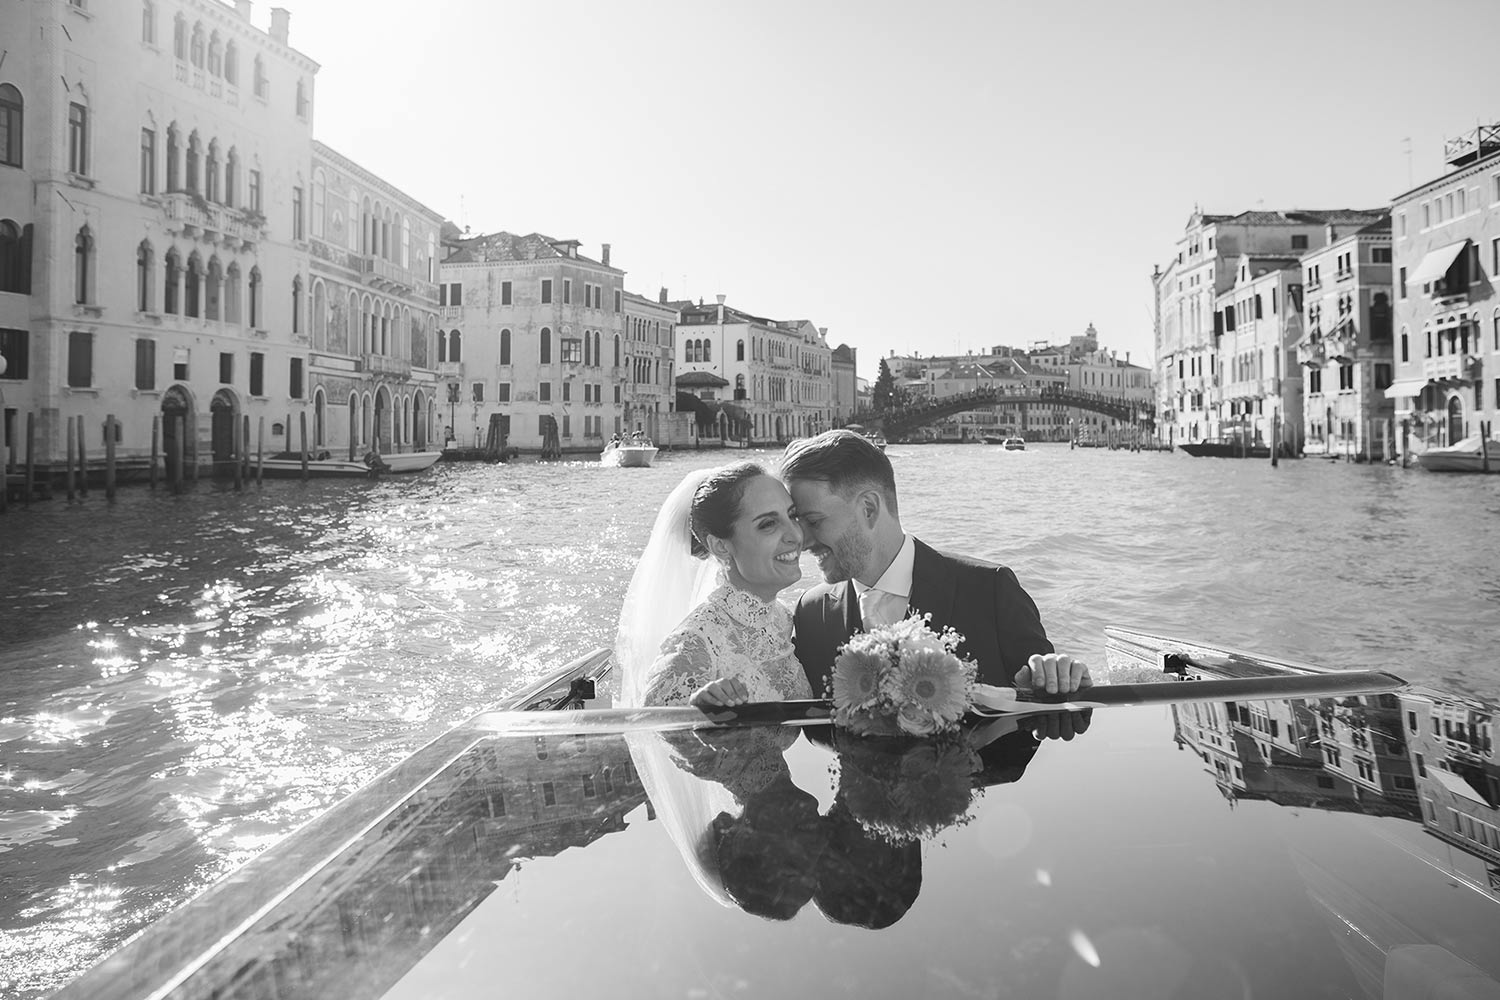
361 354 412 379
1443 123 1500 167
1298 340 1326 367
436 361 463 377
358 255 417 294
1424 354 1479 383
162 192 262 249
439 305 462 321
1324 330 1357 363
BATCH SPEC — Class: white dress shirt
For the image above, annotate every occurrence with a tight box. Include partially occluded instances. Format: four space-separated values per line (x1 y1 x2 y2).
853 533 915 628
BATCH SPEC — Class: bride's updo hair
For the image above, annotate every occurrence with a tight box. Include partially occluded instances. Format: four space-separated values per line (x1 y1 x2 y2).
689 461 769 559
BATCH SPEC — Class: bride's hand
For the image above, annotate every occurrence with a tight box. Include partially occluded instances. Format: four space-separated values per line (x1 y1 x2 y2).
690 677 751 710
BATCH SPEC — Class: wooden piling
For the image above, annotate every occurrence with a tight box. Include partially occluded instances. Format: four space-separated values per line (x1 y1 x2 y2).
171 415 184 494
232 412 243 491
256 416 264 485
299 411 309 480
65 415 76 500
1271 414 1280 468
24 411 35 505
150 415 160 490
1400 419 1410 469
1482 420 1492 474
104 414 117 501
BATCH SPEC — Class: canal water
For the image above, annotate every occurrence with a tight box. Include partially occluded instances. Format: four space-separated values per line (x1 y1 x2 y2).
1 445 1498 998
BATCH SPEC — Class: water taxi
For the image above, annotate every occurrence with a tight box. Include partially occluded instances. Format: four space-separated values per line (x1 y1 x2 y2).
258 450 443 478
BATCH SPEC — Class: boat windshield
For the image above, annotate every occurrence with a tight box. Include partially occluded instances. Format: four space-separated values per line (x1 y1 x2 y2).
56 673 1500 1000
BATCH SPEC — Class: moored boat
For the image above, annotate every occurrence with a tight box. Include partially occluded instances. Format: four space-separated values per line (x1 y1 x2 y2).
1415 435 1500 473
1179 438 1271 459
258 449 443 478
50 629 1500 1000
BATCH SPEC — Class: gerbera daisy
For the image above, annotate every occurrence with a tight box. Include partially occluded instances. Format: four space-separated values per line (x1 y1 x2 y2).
885 648 971 730
831 647 888 716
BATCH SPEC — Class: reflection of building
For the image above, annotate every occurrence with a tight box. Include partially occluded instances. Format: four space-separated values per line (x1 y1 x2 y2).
1388 125 1500 448
1312 694 1417 805
204 732 649 1000
438 234 626 453
1400 692 1499 869
306 142 444 456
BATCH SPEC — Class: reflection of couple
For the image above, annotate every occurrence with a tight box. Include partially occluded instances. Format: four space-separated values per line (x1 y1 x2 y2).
616 429 1091 710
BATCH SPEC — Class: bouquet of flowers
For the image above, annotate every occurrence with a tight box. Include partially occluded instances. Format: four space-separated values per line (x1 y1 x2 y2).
829 614 978 737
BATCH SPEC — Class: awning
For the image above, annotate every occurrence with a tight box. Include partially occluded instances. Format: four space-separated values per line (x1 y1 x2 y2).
720 402 751 424
1407 240 1469 285
1430 766 1492 807
1383 378 1430 399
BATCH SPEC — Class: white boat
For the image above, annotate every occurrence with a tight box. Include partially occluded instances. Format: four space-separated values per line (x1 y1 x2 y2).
1415 435 1500 473
601 441 658 467
258 450 443 479
1002 436 1025 451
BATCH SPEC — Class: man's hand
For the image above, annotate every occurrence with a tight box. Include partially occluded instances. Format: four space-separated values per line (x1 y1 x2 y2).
1013 654 1092 698
690 677 750 710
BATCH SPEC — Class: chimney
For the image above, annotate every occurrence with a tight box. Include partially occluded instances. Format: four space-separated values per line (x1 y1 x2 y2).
716 293 725 325
1325 223 1336 244
601 243 611 267
269 7 290 45
235 0 252 21
818 327 827 338
659 287 668 304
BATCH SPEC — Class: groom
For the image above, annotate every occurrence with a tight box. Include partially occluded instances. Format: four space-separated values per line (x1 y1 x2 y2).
782 429 1088 698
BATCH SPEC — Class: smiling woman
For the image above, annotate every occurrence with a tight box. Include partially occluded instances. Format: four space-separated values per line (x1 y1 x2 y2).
615 462 812 710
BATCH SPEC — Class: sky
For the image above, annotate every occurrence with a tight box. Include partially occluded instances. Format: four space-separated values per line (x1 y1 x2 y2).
275 0 1500 381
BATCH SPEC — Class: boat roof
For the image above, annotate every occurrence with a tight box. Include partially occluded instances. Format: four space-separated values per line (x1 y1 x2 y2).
54 633 1500 1000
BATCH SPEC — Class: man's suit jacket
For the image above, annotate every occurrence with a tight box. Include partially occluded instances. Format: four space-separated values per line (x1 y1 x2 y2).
792 537 1052 696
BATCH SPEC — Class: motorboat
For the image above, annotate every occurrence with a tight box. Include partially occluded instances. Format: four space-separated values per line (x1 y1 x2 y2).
1003 436 1025 451
1178 438 1271 459
867 432 887 452
50 629 1500 1000
257 449 443 479
1415 435 1500 473
601 440 658 467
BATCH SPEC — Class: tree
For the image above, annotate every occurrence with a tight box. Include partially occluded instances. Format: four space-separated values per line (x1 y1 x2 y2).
873 358 897 412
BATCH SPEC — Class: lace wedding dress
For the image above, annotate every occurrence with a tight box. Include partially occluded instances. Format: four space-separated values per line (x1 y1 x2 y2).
640 584 813 707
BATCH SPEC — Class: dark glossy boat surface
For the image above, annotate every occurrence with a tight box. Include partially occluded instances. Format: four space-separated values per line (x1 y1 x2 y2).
52 633 1500 1000
1178 440 1272 459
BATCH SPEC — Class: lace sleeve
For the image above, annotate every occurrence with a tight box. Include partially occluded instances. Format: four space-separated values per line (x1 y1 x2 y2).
641 629 716 707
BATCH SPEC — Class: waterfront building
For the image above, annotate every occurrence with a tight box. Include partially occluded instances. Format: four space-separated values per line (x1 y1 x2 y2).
1154 208 1386 446
830 343 858 426
674 296 833 444
306 141 444 456
620 288 678 444
1293 217 1395 458
1 0 318 474
437 233 626 454
1387 126 1500 448
1212 254 1302 453
1398 692 1499 867
1028 325 1152 443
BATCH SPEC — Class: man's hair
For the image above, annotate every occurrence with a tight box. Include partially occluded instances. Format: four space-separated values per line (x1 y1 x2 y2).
779 430 898 515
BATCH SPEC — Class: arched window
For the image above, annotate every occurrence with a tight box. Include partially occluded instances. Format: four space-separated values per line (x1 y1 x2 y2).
165 123 179 191
205 140 219 202
205 256 222 320
225 261 240 323
312 280 327 350
0 220 23 293
173 13 186 59
291 275 302 334
295 79 308 118
224 41 238 85
253 55 266 99
248 265 261 328
595 331 602 367
449 329 462 363
136 240 153 312
74 227 92 305
208 31 222 76
311 169 325 238
500 328 511 365
141 1 156 45
190 22 204 68
703 340 711 363
614 334 621 367
163 248 180 314
584 330 592 367
185 130 200 192
401 217 410 268
540 327 552 364
437 329 447 364
184 252 201 317
0 84 20 168
224 147 237 206
737 338 744 361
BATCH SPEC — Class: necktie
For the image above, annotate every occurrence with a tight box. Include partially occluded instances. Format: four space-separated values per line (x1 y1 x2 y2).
861 587 906 628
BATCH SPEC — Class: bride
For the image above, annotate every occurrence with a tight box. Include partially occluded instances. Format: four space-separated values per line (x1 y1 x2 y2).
616 461 813 709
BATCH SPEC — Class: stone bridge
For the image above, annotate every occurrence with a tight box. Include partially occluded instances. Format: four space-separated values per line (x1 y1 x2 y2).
854 386 1154 439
